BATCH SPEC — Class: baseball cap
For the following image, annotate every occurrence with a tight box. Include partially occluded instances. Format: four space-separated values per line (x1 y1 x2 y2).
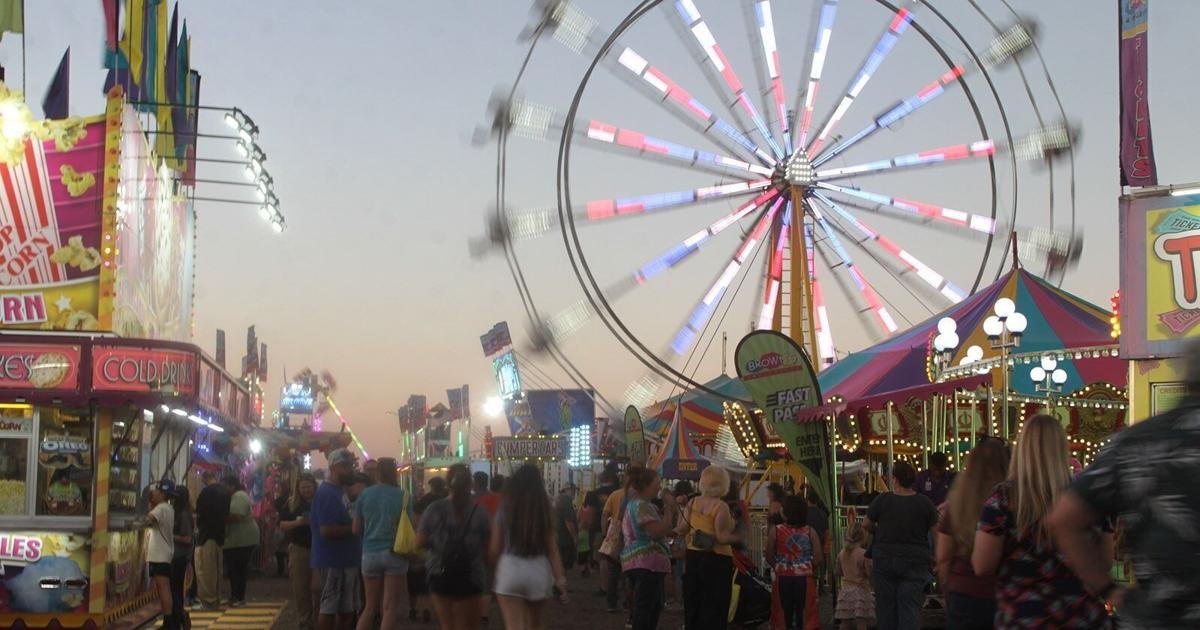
153 479 175 494
328 448 357 468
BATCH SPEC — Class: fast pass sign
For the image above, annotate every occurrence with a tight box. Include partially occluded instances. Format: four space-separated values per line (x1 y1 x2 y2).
1121 195 1200 357
734 330 833 510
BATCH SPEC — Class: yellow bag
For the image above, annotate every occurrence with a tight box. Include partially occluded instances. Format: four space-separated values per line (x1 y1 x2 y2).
392 491 417 555
727 570 740 622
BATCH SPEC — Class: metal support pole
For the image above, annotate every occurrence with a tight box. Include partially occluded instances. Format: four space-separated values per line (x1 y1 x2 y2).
886 401 895 491
953 393 961 471
1001 337 1011 440
922 400 929 470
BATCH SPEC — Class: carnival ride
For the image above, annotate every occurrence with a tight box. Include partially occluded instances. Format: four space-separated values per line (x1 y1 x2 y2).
474 0 1081 414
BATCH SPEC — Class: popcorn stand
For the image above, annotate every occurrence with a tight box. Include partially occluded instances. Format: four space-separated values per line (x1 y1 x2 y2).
0 334 252 629
0 76 251 627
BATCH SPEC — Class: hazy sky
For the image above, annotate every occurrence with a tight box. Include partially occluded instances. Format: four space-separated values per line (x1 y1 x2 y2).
12 1 1200 456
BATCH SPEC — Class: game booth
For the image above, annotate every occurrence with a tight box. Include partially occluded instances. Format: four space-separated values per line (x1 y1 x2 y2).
0 334 253 629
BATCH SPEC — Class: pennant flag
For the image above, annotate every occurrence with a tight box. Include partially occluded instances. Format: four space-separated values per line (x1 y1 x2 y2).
156 5 179 168
215 329 226 368
120 0 146 88
135 0 164 111
1119 0 1157 186
0 0 22 41
42 48 71 119
259 343 269 381
102 0 119 58
171 21 190 165
181 69 200 186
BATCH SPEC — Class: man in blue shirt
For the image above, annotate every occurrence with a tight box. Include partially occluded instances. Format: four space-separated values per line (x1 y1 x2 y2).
311 448 361 630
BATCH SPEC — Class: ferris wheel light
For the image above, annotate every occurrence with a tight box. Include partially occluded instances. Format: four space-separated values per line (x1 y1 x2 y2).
1052 368 1068 385
1040 355 1058 371
1006 312 1028 334
994 297 1016 318
937 317 957 335
1030 366 1046 383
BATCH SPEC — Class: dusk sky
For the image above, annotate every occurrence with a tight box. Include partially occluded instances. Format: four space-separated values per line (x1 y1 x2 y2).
12 1 1199 457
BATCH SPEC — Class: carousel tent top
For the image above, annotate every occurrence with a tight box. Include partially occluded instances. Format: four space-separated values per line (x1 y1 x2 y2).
644 374 749 439
818 267 1124 402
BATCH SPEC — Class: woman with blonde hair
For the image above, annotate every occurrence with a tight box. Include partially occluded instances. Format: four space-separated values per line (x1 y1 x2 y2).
972 415 1112 629
935 438 1008 629
675 465 739 630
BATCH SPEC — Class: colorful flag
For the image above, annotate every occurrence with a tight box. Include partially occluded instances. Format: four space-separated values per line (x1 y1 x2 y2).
0 0 22 41
259 343 269 381
171 21 191 165
101 0 119 59
42 48 71 120
215 329 226 368
135 0 165 112
181 70 200 186
480 321 513 356
156 5 179 168
121 0 145 88
1119 0 1157 186
448 388 464 420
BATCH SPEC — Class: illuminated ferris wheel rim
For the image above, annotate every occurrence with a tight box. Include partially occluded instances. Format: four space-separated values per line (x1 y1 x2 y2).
488 0 1076 408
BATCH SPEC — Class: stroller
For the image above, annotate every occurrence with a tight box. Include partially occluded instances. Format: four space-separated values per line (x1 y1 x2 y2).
729 550 773 628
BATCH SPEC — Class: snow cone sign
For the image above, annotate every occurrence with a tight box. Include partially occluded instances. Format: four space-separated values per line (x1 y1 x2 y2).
0 532 89 614
734 331 832 511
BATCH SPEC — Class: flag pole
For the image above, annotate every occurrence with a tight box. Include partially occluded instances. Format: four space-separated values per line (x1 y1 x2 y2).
20 0 26 95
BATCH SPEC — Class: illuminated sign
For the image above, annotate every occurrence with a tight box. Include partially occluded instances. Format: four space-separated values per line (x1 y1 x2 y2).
567 424 591 468
92 346 197 395
492 351 522 397
492 437 566 460
1121 196 1200 357
0 343 81 390
281 382 315 414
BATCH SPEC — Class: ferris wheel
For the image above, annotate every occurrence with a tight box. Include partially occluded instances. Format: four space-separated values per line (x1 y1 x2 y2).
474 0 1080 412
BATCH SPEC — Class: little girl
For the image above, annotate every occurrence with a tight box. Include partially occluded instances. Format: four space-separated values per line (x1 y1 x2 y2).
834 521 874 630
771 496 822 630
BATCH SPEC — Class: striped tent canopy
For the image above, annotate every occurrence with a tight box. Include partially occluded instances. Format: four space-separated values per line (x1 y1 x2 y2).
818 267 1125 402
644 374 750 439
648 404 709 480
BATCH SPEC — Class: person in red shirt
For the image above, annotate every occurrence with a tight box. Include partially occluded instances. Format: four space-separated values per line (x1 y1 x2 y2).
474 471 504 517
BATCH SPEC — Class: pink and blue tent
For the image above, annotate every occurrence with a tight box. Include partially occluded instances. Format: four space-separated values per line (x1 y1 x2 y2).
649 404 710 480
817 267 1125 401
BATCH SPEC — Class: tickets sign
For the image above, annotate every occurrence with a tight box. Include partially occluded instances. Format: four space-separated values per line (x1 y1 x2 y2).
735 331 832 511
0 343 81 391
492 437 567 460
91 345 198 396
1120 195 1200 357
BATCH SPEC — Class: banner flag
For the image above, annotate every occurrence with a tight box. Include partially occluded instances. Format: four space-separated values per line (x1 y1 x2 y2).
215 329 226 368
1119 0 1157 186
734 330 832 511
624 406 645 464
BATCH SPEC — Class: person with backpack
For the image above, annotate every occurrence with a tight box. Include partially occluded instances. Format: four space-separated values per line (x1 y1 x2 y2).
417 464 491 630
489 464 570 629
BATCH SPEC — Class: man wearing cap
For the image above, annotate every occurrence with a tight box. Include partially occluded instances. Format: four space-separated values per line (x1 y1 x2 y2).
193 471 229 611
311 448 362 630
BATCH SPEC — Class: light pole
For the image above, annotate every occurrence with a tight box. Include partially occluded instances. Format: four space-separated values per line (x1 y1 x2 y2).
983 298 1027 439
1030 355 1068 407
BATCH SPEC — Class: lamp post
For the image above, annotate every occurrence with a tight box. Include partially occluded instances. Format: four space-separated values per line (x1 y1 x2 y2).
983 298 1027 439
1030 355 1068 408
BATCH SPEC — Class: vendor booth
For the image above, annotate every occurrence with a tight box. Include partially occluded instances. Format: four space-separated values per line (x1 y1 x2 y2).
0 333 252 629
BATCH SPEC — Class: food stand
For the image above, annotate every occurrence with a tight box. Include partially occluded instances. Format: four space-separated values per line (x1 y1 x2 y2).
0 333 252 629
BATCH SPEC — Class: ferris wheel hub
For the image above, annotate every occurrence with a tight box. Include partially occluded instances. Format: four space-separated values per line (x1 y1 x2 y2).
783 149 816 190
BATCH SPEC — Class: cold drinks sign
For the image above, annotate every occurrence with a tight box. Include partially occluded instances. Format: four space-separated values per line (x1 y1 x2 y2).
91 346 198 396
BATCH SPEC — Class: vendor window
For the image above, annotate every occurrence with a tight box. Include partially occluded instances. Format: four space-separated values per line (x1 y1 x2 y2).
36 407 94 517
0 405 33 515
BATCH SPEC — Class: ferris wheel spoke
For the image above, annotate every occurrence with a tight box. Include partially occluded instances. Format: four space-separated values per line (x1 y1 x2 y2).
669 196 784 356
806 199 899 335
815 140 995 181
815 22 1035 167
664 1 783 158
504 180 772 241
799 218 838 367
807 3 915 156
745 0 791 152
793 0 838 151
816 182 996 236
811 192 967 303
756 203 791 330
538 2 775 164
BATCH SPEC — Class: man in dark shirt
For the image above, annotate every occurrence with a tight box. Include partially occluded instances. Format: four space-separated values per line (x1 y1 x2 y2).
192 471 229 610
1050 349 1200 627
913 452 952 506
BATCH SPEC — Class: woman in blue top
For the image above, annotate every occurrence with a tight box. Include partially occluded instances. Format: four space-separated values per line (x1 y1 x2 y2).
353 457 411 630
